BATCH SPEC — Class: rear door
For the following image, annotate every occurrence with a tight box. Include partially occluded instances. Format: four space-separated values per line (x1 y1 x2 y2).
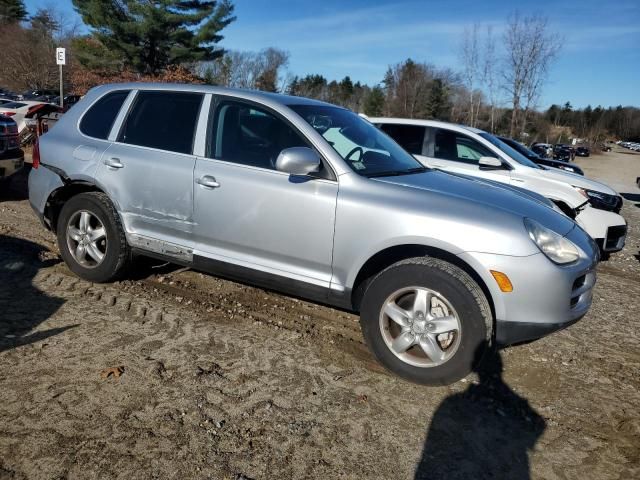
96 90 203 250
192 98 338 290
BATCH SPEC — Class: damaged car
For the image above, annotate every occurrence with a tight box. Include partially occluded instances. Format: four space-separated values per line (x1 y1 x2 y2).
29 84 599 385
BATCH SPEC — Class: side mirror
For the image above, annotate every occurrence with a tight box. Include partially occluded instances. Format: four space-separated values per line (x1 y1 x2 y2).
275 147 321 176
478 156 505 170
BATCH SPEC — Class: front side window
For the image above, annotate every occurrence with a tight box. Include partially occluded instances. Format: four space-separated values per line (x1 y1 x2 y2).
480 133 541 168
79 90 129 140
118 91 203 154
432 128 496 165
290 105 426 178
379 124 426 155
208 100 308 170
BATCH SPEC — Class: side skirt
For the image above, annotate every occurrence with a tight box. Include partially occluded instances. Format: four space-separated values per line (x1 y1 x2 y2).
132 248 353 312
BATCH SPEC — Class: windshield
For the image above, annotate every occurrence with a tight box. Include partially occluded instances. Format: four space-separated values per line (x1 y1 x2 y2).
289 104 426 177
479 132 541 169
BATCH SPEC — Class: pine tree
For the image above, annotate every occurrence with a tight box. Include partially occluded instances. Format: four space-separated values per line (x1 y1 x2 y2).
71 0 236 74
0 0 27 24
364 86 385 117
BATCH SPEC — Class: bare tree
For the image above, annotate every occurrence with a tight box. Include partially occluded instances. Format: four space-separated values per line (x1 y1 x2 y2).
481 25 499 133
199 48 289 92
502 13 561 137
460 24 481 127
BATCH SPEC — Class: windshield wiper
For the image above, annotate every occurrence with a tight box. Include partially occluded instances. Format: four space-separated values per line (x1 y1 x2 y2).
366 167 428 178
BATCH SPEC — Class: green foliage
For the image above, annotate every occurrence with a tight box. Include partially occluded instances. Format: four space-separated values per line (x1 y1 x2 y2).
364 86 385 116
71 36 126 73
0 0 27 24
71 0 236 74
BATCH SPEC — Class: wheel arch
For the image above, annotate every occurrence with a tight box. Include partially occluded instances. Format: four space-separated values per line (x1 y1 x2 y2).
45 180 107 233
350 244 496 321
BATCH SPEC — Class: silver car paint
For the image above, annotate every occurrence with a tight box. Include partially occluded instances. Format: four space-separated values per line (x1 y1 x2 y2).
369 117 626 248
30 83 598 333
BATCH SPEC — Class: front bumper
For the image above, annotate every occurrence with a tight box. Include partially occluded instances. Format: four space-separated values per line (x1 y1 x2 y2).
458 234 598 346
496 317 583 345
575 205 627 252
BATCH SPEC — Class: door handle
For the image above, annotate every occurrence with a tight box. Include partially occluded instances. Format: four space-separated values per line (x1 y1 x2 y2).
196 175 220 189
104 157 124 169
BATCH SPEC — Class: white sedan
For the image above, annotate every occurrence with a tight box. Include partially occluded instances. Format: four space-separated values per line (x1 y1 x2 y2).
0 100 53 133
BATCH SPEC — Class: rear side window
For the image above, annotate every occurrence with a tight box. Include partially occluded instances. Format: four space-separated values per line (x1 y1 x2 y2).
79 90 129 139
379 124 426 155
118 91 203 154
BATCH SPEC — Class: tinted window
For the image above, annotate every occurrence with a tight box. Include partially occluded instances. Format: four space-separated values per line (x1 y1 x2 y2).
80 91 129 139
479 133 541 168
209 100 308 170
433 128 496 165
119 91 203 154
379 124 426 155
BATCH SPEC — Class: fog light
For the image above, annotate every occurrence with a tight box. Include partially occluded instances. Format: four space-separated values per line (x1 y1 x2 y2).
490 270 513 292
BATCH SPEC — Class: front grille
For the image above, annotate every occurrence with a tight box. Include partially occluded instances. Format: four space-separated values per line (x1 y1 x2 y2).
605 225 627 251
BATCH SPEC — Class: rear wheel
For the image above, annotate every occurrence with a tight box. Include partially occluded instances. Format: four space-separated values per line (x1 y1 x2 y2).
359 257 492 385
56 192 130 282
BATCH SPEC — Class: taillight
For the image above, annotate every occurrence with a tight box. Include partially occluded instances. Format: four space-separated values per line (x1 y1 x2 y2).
3 111 15 116
32 138 40 169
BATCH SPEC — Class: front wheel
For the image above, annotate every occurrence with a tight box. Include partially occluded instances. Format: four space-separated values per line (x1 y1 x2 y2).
359 257 493 385
56 192 130 282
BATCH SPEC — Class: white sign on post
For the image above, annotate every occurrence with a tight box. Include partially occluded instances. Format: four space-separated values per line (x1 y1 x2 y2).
56 47 66 65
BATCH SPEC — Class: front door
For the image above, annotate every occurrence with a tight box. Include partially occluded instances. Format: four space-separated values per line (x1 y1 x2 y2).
418 127 511 185
192 99 338 289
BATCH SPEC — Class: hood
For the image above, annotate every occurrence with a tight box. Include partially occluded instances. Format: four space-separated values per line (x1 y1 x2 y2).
373 169 576 236
442 171 556 209
536 166 618 195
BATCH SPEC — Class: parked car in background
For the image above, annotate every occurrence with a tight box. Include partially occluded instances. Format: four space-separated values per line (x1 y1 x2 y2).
51 94 82 111
19 89 58 101
0 114 24 187
372 117 627 254
0 100 55 133
29 83 601 385
531 142 553 158
498 137 584 175
575 146 590 157
554 144 575 161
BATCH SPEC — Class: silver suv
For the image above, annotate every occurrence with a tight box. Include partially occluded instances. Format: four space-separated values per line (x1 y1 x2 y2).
29 84 599 385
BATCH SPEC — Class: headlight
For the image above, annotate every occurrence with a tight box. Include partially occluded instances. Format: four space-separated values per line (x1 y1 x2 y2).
573 187 618 211
523 218 580 264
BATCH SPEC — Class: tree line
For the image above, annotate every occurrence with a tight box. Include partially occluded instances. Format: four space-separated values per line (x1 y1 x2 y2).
1 0 638 142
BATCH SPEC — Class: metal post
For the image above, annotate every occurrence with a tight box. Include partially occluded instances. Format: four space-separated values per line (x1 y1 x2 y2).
59 64 63 109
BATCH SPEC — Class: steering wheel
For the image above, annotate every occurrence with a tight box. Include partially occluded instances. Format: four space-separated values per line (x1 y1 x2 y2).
345 146 364 163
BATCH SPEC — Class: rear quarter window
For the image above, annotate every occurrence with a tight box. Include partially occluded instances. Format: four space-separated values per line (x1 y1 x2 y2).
79 90 130 139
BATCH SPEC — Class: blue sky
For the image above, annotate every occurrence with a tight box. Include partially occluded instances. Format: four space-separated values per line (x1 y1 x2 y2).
25 0 640 109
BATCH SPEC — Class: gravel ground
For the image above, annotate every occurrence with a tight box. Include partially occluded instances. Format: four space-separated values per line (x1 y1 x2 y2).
0 149 639 480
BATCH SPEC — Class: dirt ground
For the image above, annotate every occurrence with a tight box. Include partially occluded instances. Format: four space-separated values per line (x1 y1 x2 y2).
1 148 639 480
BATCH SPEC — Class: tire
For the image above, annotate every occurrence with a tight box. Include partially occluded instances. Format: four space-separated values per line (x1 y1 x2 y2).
56 192 130 283
359 257 492 385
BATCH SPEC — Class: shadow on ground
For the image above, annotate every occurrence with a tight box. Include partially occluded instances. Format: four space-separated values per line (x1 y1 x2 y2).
414 348 546 480
0 235 72 353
